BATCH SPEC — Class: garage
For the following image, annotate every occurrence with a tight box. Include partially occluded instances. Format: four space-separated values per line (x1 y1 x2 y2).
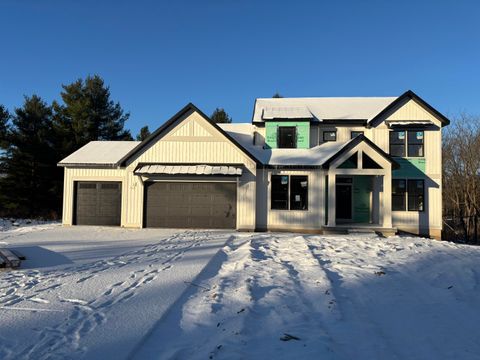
144 182 236 229
74 181 122 225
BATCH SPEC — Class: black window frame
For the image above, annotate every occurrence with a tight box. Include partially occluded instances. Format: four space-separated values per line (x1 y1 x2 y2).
392 178 425 212
389 130 424 158
277 126 297 149
323 130 337 142
351 131 364 139
271 175 308 211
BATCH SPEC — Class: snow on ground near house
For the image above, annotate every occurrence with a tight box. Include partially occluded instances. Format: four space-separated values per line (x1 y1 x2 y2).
135 233 480 360
0 225 231 360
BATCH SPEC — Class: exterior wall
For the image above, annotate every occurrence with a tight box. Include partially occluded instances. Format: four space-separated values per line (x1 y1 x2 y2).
265 121 310 149
122 110 257 230
62 167 126 226
370 99 443 237
256 168 325 231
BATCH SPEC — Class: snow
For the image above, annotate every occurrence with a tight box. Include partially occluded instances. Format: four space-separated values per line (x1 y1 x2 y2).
0 225 230 360
252 97 398 122
135 233 480 360
58 141 140 166
2 225 480 360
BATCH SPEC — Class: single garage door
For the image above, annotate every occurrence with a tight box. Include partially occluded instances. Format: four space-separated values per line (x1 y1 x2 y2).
75 181 121 225
144 182 236 229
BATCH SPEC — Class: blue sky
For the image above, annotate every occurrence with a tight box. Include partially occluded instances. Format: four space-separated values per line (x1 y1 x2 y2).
1 0 479 135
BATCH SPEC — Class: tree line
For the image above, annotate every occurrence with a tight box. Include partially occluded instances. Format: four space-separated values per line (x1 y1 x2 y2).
0 75 237 219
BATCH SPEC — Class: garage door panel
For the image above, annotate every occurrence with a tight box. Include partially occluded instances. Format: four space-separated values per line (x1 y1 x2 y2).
75 182 121 226
144 181 236 229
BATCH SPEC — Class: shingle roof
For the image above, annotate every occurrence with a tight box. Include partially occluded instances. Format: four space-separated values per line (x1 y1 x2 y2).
58 141 140 166
252 97 398 122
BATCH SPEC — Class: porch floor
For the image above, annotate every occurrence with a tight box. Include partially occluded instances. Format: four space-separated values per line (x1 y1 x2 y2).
323 224 397 237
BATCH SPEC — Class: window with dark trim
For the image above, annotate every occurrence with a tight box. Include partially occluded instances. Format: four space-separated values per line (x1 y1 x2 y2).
351 131 364 139
323 131 336 142
271 175 308 210
389 130 424 157
407 179 425 211
392 179 424 212
278 127 296 148
392 179 406 211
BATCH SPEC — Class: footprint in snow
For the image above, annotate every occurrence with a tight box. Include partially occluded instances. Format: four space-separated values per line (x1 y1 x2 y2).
29 297 49 304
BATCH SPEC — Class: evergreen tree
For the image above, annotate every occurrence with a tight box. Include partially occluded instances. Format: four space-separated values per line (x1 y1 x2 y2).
53 75 132 160
136 126 151 141
0 96 57 217
210 108 232 123
272 92 283 98
0 105 9 149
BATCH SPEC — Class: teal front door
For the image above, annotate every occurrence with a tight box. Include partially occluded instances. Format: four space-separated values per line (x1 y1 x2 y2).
353 176 371 223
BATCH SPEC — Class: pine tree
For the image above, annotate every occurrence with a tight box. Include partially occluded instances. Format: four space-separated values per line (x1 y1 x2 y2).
53 75 132 160
210 108 232 123
272 92 283 98
136 126 151 141
0 96 57 217
0 105 9 149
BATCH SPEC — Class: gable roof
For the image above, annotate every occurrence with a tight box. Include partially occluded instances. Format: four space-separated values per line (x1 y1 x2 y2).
58 141 140 167
252 96 398 123
368 90 450 126
118 103 261 167
321 134 399 169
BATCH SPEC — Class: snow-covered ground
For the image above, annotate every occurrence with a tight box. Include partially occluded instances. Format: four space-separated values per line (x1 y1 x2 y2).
1 225 480 360
0 224 230 360
136 233 480 360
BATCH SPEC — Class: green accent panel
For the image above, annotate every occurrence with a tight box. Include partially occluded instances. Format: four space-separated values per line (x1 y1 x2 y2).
353 176 371 223
265 121 310 149
338 153 357 169
393 158 426 178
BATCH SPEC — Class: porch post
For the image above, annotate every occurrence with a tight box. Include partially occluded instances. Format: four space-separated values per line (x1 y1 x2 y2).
327 171 336 227
383 170 392 228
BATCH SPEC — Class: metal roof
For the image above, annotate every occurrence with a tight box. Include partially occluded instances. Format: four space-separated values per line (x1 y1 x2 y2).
134 164 243 176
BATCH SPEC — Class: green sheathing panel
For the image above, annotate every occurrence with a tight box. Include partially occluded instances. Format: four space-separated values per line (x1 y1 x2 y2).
353 176 371 223
393 158 426 178
265 121 310 149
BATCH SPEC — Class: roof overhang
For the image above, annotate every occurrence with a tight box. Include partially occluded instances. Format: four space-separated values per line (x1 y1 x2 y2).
134 163 243 176
386 120 435 128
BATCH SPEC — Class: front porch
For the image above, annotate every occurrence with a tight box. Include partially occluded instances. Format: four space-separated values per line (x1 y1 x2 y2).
323 135 398 236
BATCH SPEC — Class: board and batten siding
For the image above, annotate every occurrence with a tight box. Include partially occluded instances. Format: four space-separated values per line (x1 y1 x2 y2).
62 167 126 226
255 168 325 231
371 99 443 237
123 110 257 230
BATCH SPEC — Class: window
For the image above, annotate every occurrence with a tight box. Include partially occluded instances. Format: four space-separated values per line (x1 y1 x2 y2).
278 127 296 148
389 130 424 157
392 179 406 211
290 176 308 210
271 175 308 210
408 179 424 211
408 131 424 157
392 179 424 212
351 131 364 139
323 131 337 142
271 175 289 209
389 130 406 157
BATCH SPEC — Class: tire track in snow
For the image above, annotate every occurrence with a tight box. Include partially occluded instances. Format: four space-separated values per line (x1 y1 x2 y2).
0 230 211 360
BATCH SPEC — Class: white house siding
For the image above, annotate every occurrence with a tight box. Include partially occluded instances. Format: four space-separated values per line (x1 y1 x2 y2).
123 110 257 230
255 168 324 231
62 167 126 226
372 99 444 238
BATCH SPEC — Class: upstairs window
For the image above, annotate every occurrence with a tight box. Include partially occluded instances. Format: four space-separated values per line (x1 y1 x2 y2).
323 131 337 142
271 175 308 210
351 131 364 139
389 130 424 157
278 127 296 148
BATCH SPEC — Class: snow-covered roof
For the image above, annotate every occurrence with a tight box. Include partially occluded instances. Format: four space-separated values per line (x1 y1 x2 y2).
58 141 140 166
253 97 398 122
219 123 350 166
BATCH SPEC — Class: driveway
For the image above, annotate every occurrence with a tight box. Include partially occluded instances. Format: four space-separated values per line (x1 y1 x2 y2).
0 225 232 360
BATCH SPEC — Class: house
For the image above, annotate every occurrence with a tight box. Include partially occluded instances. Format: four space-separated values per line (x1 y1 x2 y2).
58 90 449 239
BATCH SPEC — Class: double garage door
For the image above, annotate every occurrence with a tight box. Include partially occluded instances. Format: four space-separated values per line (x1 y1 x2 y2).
144 182 237 229
74 181 236 229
